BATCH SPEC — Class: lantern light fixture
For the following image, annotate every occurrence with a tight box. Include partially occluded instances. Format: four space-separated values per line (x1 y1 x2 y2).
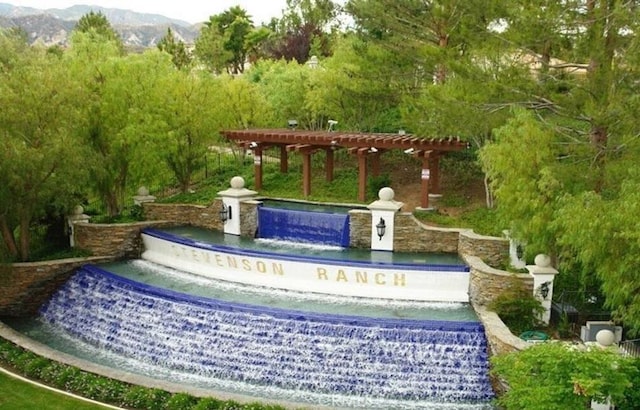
219 203 232 223
376 217 386 240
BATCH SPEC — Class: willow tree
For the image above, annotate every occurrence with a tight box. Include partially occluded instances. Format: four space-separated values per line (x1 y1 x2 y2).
0 31 88 261
157 71 225 193
480 1 640 333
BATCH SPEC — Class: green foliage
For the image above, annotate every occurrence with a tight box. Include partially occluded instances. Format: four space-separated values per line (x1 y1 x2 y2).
489 277 545 335
479 109 561 255
0 336 289 410
196 6 254 74
368 173 391 198
491 343 639 410
165 392 199 409
122 387 170 410
0 34 88 261
157 27 191 69
415 206 502 237
73 11 123 53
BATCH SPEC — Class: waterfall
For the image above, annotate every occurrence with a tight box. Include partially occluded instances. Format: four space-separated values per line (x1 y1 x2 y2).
40 265 494 405
257 207 350 247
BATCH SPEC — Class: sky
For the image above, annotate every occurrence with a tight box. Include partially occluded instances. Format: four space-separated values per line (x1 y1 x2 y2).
8 0 290 25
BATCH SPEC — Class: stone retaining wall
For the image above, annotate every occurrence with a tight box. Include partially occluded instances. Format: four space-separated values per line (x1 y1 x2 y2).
394 213 462 253
143 202 223 231
4 200 531 355
465 255 533 307
459 230 510 269
74 220 176 259
0 256 114 317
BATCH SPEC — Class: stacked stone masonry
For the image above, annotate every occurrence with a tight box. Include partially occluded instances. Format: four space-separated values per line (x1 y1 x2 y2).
4 200 531 354
0 257 114 316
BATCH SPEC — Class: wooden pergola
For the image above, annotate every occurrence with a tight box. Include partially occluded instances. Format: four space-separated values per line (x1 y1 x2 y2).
220 129 468 209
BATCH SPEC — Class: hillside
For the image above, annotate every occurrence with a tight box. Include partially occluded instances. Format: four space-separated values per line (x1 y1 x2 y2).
0 3 199 47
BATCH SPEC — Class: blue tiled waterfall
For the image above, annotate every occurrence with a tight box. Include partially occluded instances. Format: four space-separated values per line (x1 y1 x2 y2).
257 206 350 247
39 265 494 404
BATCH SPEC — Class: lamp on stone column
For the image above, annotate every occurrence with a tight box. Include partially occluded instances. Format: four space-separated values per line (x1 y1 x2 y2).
219 203 232 223
539 281 550 300
376 217 386 240
516 244 524 260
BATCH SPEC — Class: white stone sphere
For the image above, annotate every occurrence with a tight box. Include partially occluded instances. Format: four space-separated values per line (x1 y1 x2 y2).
534 254 552 268
230 176 245 189
73 205 84 215
378 187 395 201
137 186 149 196
595 329 616 347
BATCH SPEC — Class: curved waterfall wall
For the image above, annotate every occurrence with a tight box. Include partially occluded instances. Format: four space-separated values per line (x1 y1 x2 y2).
40 265 494 405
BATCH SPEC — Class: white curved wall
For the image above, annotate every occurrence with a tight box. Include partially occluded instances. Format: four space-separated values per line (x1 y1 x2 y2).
141 230 470 302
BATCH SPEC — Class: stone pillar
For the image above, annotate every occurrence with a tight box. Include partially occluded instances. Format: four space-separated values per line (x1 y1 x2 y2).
133 186 156 206
66 205 90 247
367 187 404 251
217 176 258 236
503 230 526 270
526 254 558 325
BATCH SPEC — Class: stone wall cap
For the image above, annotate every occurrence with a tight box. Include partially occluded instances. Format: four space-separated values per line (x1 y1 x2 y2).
217 188 258 198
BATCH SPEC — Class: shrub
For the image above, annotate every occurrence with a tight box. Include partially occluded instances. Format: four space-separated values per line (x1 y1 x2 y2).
165 392 199 410
122 386 171 410
489 277 544 335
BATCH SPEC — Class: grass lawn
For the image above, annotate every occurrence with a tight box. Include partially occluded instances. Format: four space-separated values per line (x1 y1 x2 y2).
0 370 112 410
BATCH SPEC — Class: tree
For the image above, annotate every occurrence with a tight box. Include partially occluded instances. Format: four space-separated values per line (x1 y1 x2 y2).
492 343 638 410
478 1 640 333
74 11 124 54
346 0 502 84
0 32 88 261
249 59 315 128
196 6 254 74
304 36 405 132
157 71 224 192
157 27 191 70
266 0 340 63
76 50 175 216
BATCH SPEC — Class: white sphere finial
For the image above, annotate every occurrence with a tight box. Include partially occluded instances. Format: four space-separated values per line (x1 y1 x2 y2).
378 187 395 201
230 176 245 189
73 205 84 215
595 329 616 347
534 254 551 268
137 186 149 196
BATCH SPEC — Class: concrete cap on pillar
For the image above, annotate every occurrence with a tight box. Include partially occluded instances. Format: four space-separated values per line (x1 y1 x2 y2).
218 176 258 199
368 187 404 211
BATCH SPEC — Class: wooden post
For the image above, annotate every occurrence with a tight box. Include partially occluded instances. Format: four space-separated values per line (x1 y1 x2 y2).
430 154 440 194
358 151 368 202
302 151 312 197
254 148 263 191
420 154 431 209
280 145 288 173
371 152 381 177
325 148 334 182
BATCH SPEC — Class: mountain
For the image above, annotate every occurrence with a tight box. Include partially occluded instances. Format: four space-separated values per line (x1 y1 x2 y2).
0 3 199 48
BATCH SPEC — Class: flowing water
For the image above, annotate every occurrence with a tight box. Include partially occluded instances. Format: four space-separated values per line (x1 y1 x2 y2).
6 221 494 409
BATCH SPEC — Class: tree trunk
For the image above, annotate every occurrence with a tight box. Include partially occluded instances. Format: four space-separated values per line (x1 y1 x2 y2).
0 215 19 259
18 215 30 262
434 34 449 84
484 175 494 209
